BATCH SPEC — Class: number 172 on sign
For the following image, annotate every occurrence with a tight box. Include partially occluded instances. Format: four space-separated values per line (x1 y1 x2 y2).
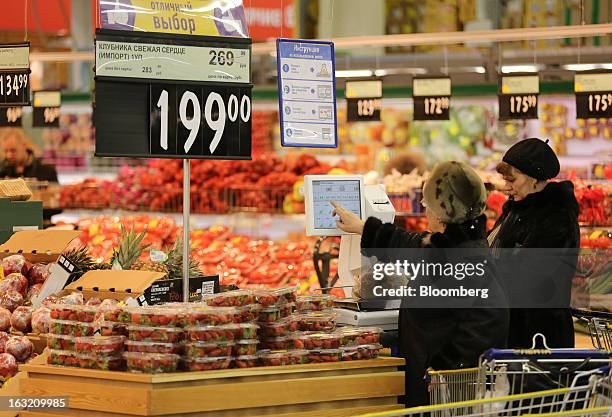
150 84 251 158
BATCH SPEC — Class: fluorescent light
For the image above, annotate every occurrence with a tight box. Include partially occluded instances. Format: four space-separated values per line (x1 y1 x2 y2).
374 69 388 76
563 63 612 71
335 70 374 78
474 66 486 74
500 65 540 73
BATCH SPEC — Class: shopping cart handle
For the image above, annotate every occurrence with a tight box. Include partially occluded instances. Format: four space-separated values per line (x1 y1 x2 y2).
483 348 612 360
571 308 612 320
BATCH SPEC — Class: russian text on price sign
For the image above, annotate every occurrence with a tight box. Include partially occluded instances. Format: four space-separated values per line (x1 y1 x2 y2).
345 80 382 122
94 30 252 159
0 43 30 107
498 74 539 120
575 71 612 119
413 77 451 121
32 91 61 128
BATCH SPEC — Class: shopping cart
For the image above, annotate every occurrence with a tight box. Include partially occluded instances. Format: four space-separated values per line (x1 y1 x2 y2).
573 309 612 350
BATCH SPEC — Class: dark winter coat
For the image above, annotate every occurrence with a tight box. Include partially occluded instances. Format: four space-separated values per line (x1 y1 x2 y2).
489 181 580 349
0 151 58 183
362 215 509 407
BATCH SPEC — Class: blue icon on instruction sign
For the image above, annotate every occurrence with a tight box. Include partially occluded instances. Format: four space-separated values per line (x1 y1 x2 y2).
283 64 289 72
285 106 291 115
284 85 290 94
286 129 293 137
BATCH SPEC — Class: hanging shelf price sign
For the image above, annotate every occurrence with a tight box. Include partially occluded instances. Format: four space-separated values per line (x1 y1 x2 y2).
499 74 539 120
0 107 23 127
413 77 451 121
0 43 30 107
32 91 61 128
345 79 382 122
575 71 612 119
94 29 252 159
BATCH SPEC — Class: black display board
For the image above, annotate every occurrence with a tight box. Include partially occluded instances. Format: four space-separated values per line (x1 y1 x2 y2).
412 77 451 121
498 74 539 120
575 71 612 119
94 29 252 160
0 43 30 107
345 79 382 122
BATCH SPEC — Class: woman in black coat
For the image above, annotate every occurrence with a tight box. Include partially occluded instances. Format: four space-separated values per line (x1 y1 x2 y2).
333 161 509 407
489 138 580 348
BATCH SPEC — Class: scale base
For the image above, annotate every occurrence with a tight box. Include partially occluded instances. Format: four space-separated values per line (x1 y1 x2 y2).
334 308 399 331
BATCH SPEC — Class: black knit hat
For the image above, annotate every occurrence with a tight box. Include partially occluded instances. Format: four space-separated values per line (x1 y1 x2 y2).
502 138 560 180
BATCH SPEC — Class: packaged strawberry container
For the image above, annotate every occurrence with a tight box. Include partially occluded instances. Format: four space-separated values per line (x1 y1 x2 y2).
340 344 383 361
260 335 294 350
124 352 180 373
181 307 236 327
184 341 234 358
76 353 125 371
296 312 336 332
292 332 341 350
48 349 79 367
253 286 298 307
277 286 299 303
127 325 183 343
280 303 295 318
257 316 298 338
233 304 261 323
203 290 255 307
101 306 130 323
49 319 95 337
304 349 342 364
232 339 259 356
230 323 259 340
337 327 383 346
49 304 98 323
127 306 183 327
233 355 258 368
257 306 282 323
46 334 76 351
296 294 335 312
258 349 308 366
125 340 183 355
74 336 125 356
185 324 236 343
99 321 128 337
181 356 231 372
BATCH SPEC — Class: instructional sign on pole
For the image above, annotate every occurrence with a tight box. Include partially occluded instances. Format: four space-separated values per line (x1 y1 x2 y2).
575 71 612 119
498 74 539 120
94 29 252 159
345 80 382 122
277 38 337 148
0 43 30 107
412 77 451 121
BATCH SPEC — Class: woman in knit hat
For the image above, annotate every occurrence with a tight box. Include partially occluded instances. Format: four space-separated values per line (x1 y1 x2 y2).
489 138 579 349
332 161 509 407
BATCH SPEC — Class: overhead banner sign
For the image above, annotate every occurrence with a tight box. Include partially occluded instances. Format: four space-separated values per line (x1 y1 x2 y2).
99 0 249 38
575 71 612 119
94 29 252 159
499 74 539 120
0 43 30 107
345 79 382 122
412 77 451 121
32 91 61 128
277 38 337 148
0 107 23 127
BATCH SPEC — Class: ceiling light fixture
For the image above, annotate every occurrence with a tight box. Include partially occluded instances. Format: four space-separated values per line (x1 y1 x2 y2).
563 63 612 71
335 70 374 78
500 65 541 73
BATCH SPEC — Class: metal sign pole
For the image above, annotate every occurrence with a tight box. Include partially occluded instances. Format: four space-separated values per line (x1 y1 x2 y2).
183 158 190 302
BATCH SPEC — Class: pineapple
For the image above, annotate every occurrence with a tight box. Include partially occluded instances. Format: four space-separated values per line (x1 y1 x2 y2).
165 238 202 280
109 226 151 270
132 260 169 277
63 246 97 272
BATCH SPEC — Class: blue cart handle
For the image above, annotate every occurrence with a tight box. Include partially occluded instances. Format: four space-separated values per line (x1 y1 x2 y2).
571 308 612 320
483 348 612 360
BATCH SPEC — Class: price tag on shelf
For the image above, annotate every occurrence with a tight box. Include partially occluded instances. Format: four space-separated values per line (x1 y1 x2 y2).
94 29 252 160
277 38 337 148
345 79 382 122
32 91 61 128
498 74 539 120
412 77 451 121
0 106 23 127
575 71 612 119
0 43 30 107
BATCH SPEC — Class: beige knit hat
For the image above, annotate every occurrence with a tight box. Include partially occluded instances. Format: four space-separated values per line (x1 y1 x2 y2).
422 161 487 224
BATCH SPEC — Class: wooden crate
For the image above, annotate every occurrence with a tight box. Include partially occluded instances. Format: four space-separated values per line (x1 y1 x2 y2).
19 354 405 417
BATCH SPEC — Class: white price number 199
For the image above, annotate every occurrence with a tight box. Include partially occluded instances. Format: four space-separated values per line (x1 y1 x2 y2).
157 89 250 154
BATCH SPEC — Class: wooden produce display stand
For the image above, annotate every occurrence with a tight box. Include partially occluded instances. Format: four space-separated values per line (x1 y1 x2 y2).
18 353 405 417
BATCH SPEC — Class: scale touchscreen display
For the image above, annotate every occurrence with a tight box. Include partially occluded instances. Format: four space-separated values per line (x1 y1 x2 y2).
312 180 361 229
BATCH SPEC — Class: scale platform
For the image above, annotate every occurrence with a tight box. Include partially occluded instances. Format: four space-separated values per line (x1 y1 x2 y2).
333 299 399 330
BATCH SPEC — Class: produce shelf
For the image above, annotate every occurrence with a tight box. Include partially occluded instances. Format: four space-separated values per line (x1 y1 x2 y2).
18 353 405 417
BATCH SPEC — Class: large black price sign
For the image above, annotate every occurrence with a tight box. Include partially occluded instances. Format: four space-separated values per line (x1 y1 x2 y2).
413 77 451 121
345 80 382 122
575 71 612 119
94 29 252 159
0 43 30 107
498 74 539 120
